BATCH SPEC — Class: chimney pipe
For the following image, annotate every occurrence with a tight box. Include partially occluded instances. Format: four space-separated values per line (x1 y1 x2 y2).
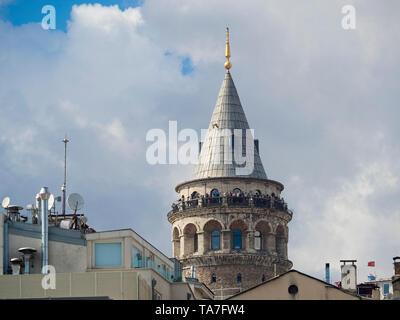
394 256 400 276
10 258 22 275
18 248 36 274
325 263 330 284
39 187 50 274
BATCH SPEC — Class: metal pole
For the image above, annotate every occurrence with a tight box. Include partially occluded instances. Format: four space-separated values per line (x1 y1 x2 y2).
62 137 69 216
40 187 50 274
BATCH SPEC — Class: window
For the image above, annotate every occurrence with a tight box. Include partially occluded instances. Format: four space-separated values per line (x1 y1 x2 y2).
262 275 266 282
383 283 390 295
237 273 242 283
146 255 154 269
211 274 216 283
233 230 242 249
191 191 199 199
132 245 143 268
210 189 219 197
288 285 298 295
194 233 198 252
95 242 122 267
233 188 241 196
211 230 220 250
254 231 261 250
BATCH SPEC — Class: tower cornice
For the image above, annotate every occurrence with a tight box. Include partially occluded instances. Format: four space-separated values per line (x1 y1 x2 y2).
175 177 284 193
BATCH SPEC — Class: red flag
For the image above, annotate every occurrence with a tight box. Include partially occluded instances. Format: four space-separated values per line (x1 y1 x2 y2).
368 261 375 267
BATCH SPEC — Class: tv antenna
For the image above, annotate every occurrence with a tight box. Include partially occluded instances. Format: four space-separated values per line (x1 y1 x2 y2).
67 193 84 214
62 136 69 217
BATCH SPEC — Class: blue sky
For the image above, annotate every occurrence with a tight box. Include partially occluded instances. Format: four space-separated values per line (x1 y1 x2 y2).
1 0 144 30
0 0 194 74
0 0 399 285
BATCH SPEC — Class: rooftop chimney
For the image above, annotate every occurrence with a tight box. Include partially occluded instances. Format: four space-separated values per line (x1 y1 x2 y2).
10 258 22 275
340 260 357 291
394 257 400 276
325 263 330 284
18 247 36 274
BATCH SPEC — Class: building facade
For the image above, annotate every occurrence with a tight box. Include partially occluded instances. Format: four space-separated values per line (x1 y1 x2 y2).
228 270 362 300
0 187 212 300
168 29 293 299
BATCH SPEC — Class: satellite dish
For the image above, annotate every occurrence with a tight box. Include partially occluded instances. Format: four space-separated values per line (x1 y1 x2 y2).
67 193 84 212
2 197 10 208
48 194 55 211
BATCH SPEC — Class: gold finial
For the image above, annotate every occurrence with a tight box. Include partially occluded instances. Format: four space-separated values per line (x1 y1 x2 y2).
225 27 232 70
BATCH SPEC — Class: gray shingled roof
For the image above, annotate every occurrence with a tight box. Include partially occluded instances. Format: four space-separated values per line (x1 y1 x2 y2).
193 71 267 179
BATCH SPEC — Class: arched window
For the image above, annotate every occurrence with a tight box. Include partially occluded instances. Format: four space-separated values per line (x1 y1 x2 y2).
237 273 242 283
211 230 220 250
232 188 241 196
233 230 242 249
254 231 261 250
211 274 216 283
210 189 219 197
262 274 265 282
191 191 199 199
210 189 220 204
194 233 198 252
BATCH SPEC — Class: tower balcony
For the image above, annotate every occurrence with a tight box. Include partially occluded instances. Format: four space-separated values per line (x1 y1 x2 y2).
168 195 293 221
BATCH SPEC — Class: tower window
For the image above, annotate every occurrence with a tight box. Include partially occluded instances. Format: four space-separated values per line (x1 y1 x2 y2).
262 275 266 282
254 231 261 250
232 188 241 196
211 274 216 283
210 189 219 197
237 273 242 283
191 191 199 199
211 230 220 250
194 233 198 252
233 230 242 249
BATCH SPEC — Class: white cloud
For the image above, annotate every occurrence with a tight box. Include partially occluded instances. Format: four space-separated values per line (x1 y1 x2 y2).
1 1 399 283
290 160 400 281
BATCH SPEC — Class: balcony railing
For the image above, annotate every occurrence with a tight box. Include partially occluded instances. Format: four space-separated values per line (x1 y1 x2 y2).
168 196 293 217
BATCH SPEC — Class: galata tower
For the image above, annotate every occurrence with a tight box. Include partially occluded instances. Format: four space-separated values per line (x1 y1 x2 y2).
168 28 293 299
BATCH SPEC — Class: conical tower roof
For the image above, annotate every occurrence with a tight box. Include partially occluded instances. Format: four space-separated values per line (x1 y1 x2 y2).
192 70 267 180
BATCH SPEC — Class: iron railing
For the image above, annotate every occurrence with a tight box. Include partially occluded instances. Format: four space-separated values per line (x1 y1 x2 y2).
168 196 293 217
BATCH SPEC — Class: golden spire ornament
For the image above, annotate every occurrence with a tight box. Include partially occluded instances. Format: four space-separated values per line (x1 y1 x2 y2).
225 27 232 70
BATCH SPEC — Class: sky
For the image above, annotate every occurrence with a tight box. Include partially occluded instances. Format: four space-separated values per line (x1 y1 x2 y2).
0 0 399 285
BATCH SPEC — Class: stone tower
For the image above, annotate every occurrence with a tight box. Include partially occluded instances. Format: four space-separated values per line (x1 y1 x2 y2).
167 28 293 299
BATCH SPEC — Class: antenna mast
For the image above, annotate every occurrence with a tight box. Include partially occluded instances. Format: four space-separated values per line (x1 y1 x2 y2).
62 136 69 216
